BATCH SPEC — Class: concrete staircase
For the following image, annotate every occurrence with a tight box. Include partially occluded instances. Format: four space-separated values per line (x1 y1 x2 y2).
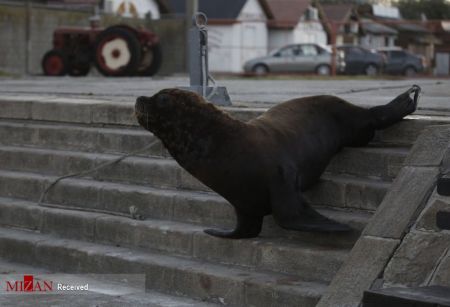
0 99 448 306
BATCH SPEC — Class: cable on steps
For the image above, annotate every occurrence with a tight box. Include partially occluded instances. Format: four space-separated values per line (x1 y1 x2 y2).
37 139 161 220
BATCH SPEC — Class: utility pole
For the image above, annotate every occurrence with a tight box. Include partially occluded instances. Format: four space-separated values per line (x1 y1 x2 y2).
330 22 337 77
25 0 32 75
185 0 198 72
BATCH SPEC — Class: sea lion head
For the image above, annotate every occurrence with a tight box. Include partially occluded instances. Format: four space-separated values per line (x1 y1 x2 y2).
135 88 207 134
135 88 240 161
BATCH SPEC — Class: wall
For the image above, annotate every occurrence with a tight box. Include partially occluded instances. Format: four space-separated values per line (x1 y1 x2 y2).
268 29 294 52
293 21 327 46
0 3 185 76
268 21 327 53
208 25 240 73
435 52 450 75
360 33 395 49
208 0 268 73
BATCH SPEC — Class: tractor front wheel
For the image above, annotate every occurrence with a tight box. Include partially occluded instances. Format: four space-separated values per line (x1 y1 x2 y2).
94 27 141 76
42 50 68 76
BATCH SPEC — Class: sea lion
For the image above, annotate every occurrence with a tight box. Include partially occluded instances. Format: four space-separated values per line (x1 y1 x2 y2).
135 85 421 239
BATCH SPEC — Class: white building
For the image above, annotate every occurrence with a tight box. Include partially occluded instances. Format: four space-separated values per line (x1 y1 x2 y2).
359 18 397 49
208 0 269 72
104 0 161 19
266 0 327 52
168 0 271 73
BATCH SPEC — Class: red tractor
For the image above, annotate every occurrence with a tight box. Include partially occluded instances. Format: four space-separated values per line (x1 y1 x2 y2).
42 24 162 77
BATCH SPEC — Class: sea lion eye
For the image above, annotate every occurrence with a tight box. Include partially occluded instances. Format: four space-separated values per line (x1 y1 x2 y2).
158 94 169 103
156 94 170 108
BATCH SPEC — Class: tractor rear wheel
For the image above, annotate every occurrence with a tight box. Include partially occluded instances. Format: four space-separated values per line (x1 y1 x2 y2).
137 44 163 76
94 27 141 76
42 50 68 76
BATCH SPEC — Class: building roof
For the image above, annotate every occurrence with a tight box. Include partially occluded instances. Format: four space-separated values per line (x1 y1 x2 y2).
46 0 100 4
165 0 271 20
266 0 310 29
320 4 354 23
360 18 397 35
395 22 429 33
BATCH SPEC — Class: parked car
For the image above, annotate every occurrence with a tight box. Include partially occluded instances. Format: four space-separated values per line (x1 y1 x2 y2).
243 43 344 75
376 47 425 76
337 45 385 76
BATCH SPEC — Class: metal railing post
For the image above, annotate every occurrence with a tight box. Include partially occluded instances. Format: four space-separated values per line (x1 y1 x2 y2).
180 12 231 106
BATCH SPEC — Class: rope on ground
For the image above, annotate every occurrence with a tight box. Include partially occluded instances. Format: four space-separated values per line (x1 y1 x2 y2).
37 139 161 220
336 81 441 95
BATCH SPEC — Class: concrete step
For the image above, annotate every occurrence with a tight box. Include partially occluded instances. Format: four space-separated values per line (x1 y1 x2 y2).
0 144 207 192
0 197 348 282
0 97 259 126
0 169 373 233
305 173 390 212
0 119 166 157
0 119 411 175
0 259 219 307
0 110 450 152
0 144 399 194
0 117 447 162
328 146 408 180
0 226 326 307
372 115 450 146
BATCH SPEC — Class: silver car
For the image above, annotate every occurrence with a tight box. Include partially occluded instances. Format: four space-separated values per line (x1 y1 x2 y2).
243 43 344 75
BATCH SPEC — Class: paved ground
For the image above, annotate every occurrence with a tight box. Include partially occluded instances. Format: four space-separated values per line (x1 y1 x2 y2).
0 259 214 307
0 76 448 112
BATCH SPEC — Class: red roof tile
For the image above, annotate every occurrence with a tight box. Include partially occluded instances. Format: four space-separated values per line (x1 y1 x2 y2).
321 4 354 23
266 0 311 29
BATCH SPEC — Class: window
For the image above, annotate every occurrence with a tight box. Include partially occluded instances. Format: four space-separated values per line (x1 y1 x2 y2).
305 7 319 21
349 47 364 55
390 51 404 59
300 45 318 56
277 46 299 57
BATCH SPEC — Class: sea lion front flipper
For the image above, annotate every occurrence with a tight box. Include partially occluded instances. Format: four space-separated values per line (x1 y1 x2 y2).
270 169 352 232
203 210 263 239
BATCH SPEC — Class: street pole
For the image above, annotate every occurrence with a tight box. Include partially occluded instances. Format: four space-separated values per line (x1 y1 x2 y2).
25 0 31 75
330 22 337 77
185 0 198 73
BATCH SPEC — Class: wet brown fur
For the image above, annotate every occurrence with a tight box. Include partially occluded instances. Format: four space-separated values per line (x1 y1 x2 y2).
135 87 419 238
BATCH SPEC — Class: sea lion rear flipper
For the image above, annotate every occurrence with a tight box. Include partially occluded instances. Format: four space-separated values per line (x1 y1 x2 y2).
370 84 421 129
270 170 352 232
204 210 263 239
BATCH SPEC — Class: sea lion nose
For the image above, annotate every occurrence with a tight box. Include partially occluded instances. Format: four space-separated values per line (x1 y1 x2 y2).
135 96 149 113
136 96 146 105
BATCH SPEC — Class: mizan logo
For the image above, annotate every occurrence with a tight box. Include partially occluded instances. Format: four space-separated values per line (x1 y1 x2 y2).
4 275 53 292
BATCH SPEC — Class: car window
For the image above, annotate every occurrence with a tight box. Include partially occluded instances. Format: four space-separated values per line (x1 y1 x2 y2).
349 47 364 54
277 46 298 57
299 45 318 56
390 51 404 59
317 45 329 54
